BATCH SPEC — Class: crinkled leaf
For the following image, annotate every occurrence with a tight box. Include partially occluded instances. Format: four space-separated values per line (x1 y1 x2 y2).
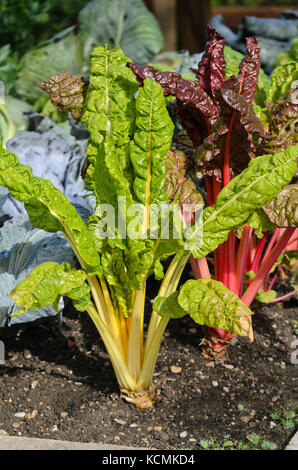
262 83 298 154
224 45 271 104
190 25 226 103
192 145 298 258
195 37 264 177
127 62 219 127
101 248 132 316
38 72 89 120
0 147 102 275
255 288 277 303
267 60 298 103
263 184 298 227
153 291 186 319
164 148 204 210
196 76 265 178
237 37 261 105
10 262 90 315
246 209 276 236
154 279 253 340
124 238 155 291
81 46 138 209
130 78 174 206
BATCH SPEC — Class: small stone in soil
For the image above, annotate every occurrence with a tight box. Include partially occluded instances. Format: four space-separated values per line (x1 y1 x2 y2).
188 328 197 334
14 412 26 418
240 416 251 424
170 365 182 374
180 431 187 438
27 410 38 419
114 418 126 425
31 380 38 390
223 364 234 369
206 361 215 367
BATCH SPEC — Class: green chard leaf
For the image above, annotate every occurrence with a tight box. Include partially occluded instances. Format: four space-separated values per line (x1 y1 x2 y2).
267 60 298 103
130 78 174 207
262 82 298 154
101 248 133 316
10 262 90 315
154 279 254 340
0 147 102 276
246 209 276 236
255 288 277 304
192 145 298 258
81 46 138 210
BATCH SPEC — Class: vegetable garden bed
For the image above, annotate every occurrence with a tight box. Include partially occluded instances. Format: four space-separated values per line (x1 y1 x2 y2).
0 0 297 453
0 274 297 451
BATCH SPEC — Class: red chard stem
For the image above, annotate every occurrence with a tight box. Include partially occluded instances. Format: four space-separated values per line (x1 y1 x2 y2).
242 228 296 307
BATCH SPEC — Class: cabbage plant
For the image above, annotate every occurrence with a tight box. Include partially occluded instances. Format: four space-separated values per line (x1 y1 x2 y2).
0 215 75 327
0 43 296 408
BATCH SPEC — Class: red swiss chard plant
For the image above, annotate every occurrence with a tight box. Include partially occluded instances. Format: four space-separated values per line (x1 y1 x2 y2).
128 26 298 360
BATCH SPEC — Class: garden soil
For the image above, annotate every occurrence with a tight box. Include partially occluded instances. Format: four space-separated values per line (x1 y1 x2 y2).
0 267 297 451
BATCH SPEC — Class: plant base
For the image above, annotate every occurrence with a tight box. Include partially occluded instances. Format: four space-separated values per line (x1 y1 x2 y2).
200 329 235 361
120 385 159 410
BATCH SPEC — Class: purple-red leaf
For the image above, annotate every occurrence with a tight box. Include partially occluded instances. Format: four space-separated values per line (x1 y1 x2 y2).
196 76 265 179
263 184 298 227
127 63 219 124
38 72 89 120
237 37 261 105
190 25 226 103
128 28 265 181
164 148 203 211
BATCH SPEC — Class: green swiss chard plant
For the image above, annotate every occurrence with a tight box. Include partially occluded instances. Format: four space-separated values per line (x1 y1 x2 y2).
0 37 297 407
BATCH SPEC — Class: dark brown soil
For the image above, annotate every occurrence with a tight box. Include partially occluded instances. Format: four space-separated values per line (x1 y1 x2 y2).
0 271 297 451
